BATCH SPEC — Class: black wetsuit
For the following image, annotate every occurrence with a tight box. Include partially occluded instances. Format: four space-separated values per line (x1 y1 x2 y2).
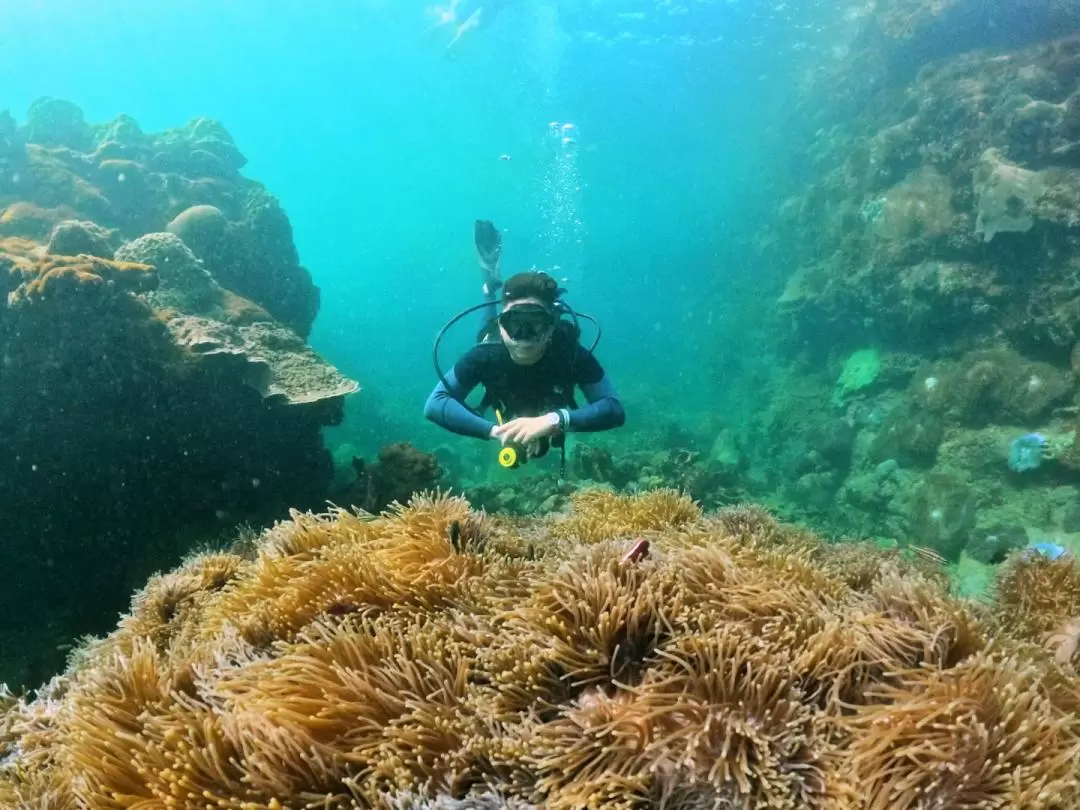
424 323 625 440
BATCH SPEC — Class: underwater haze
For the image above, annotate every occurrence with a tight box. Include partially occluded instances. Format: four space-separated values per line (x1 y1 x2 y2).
9 0 1080 805
0 0 849 686
6 0 1080 736
3 0 824 443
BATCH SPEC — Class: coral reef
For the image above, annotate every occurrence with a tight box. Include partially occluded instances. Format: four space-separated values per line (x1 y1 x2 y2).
1 489 1078 809
0 100 356 688
1 98 319 335
167 315 358 406
704 15 1080 564
451 430 752 519
335 441 445 514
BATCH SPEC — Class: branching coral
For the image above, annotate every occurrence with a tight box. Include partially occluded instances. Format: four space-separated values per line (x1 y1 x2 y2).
2 489 1078 809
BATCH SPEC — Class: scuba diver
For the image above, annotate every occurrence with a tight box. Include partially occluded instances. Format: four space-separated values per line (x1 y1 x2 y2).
425 0 510 51
424 220 625 474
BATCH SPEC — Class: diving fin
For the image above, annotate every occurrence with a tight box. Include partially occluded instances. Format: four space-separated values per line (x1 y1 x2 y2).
474 219 502 292
447 7 483 51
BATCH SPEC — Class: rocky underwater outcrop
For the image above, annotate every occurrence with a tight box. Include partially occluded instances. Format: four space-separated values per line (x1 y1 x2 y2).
1 489 1079 809
722 1 1080 566
0 98 357 687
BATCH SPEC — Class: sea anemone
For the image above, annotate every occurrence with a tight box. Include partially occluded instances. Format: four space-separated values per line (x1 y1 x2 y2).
3 489 1079 808
839 652 1080 809
994 549 1080 642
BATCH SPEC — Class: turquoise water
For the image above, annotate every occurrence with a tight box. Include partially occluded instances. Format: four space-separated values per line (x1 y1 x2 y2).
1 0 834 459
8 6 1080 803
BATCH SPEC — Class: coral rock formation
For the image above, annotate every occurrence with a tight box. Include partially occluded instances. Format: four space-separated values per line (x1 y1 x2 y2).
337 441 444 514
0 100 356 688
723 15 1080 559
1 97 319 335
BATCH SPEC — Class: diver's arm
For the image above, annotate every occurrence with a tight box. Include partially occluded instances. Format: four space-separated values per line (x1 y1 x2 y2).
560 375 626 432
424 368 498 439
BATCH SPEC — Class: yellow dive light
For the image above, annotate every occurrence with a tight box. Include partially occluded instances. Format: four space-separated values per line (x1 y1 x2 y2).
495 410 520 468
498 446 519 468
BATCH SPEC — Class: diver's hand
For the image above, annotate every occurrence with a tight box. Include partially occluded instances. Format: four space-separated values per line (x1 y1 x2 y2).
490 414 560 445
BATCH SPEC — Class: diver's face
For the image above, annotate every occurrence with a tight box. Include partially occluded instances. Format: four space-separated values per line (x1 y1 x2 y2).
499 298 554 365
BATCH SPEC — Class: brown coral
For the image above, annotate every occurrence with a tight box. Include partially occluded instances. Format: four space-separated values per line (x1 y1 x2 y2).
912 346 1073 426
342 442 443 515
0 103 358 692
877 0 961 40
2 251 155 306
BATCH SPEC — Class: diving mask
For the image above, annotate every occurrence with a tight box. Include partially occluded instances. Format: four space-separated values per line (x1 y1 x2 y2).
499 304 555 342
